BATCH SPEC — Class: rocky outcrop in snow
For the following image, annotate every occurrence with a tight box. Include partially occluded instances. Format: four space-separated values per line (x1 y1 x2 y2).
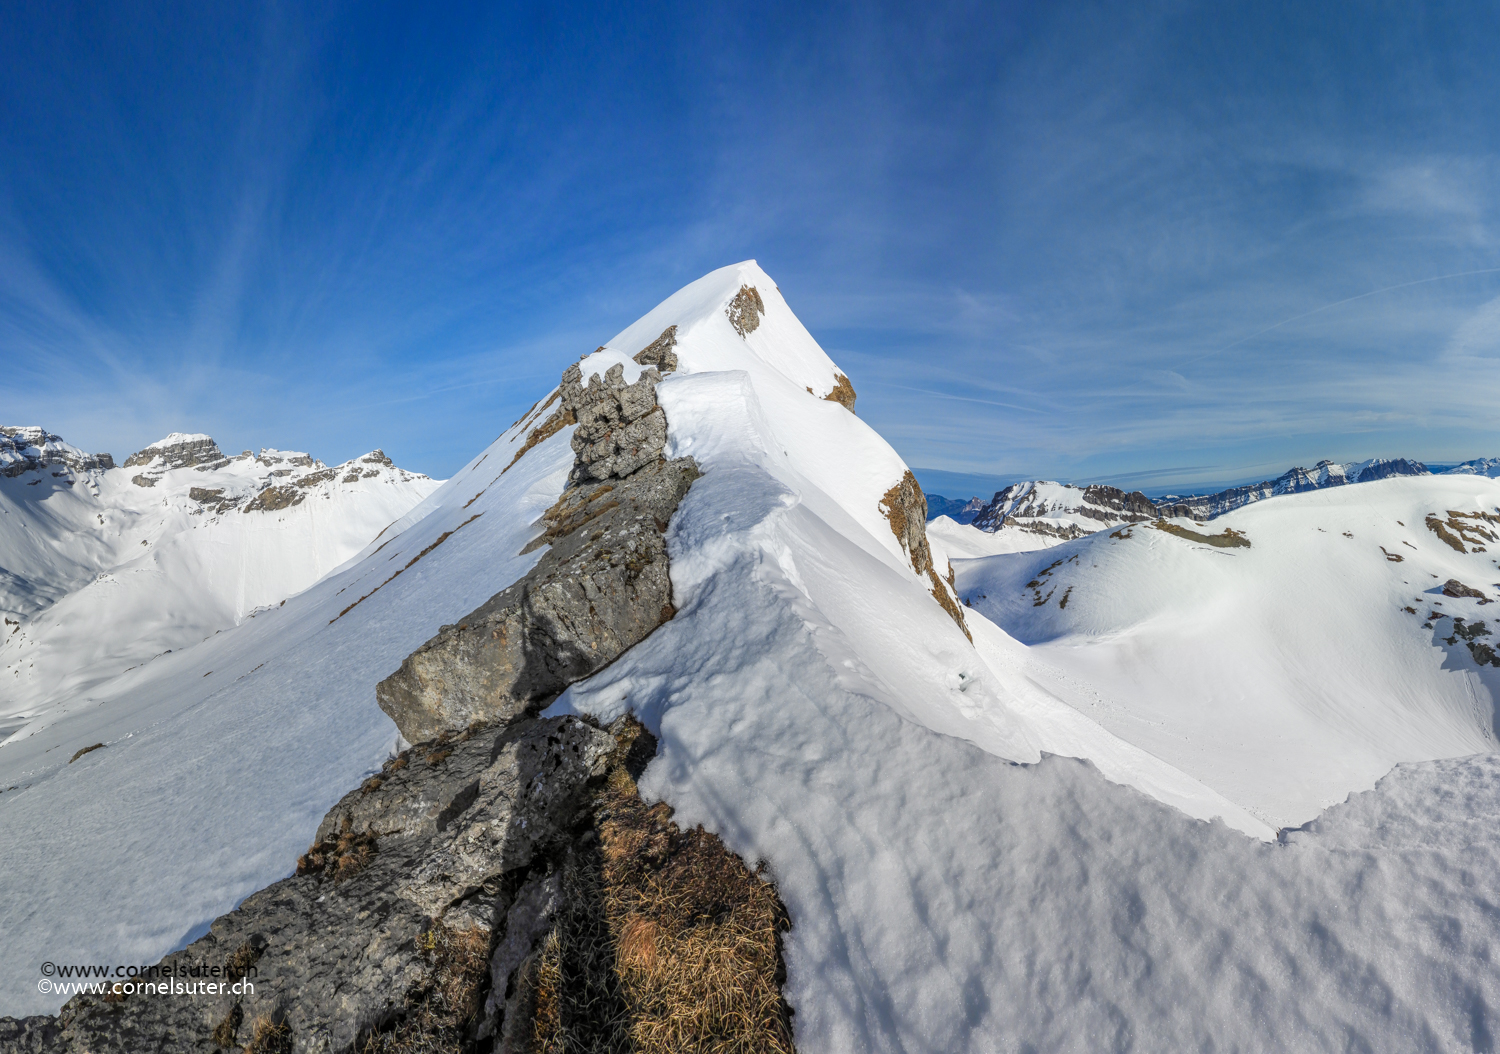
562 359 669 484
378 355 699 743
880 471 970 639
121 432 223 471
0 427 113 477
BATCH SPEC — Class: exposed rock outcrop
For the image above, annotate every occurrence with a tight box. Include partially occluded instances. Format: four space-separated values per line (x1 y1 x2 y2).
0 716 614 1053
562 361 668 485
122 433 224 471
971 481 1158 537
726 284 765 337
243 484 306 513
824 372 856 413
0 427 113 477
880 471 970 640
377 363 698 742
632 325 679 373
1442 579 1491 604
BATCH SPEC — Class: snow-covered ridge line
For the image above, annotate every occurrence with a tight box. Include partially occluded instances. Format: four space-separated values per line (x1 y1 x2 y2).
1155 456 1431 519
931 455 1472 546
0 426 114 477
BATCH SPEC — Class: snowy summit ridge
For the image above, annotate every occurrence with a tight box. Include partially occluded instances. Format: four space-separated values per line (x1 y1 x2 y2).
2 263 1499 1051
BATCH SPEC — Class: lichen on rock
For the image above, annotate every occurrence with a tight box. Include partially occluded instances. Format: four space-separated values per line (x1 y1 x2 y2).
726 284 765 337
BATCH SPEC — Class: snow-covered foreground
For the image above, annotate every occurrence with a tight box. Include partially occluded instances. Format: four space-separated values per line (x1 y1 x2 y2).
3 262 1498 1050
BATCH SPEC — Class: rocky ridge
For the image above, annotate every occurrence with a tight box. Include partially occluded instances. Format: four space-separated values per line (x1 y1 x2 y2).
1155 458 1431 520
0 427 114 478
119 437 427 515
968 480 1159 541
378 356 698 742
0 351 796 1053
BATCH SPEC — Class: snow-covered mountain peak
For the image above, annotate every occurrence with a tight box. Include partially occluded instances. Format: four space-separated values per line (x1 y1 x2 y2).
1445 456 1500 478
122 432 224 471
8 264 1500 1045
969 479 1157 542
0 426 115 477
0 428 442 738
603 260 855 407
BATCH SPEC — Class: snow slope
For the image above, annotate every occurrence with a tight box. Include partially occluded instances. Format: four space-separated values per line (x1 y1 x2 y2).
0 440 439 740
926 513 1062 557
2 263 1498 1050
955 478 1500 828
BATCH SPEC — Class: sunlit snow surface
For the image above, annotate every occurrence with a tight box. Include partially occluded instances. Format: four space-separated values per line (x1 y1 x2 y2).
2 263 1498 1051
953 479 1500 829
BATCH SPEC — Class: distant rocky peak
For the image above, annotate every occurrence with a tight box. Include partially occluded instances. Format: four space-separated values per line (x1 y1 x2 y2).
0 426 115 477
123 433 223 471
254 448 320 468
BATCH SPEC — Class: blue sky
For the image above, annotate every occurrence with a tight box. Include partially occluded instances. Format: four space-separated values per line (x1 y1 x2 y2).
3 1 1500 495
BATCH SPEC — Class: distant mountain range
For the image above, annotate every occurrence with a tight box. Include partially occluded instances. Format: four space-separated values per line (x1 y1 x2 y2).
928 456 1500 538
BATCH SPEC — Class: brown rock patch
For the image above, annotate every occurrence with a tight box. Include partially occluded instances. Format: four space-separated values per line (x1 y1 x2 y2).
726 285 766 337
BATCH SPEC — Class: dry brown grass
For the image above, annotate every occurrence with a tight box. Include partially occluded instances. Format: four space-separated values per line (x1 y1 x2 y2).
504 401 577 475
68 743 105 763
211 1003 243 1048
296 814 380 884
242 1013 292 1054
529 718 796 1054
360 925 490 1054
1151 521 1251 548
225 940 264 982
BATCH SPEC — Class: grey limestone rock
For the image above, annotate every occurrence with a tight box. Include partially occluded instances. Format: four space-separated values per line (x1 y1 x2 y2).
560 361 667 484
0 427 113 477
123 436 224 471
376 456 698 743
632 325 679 373
0 716 614 1054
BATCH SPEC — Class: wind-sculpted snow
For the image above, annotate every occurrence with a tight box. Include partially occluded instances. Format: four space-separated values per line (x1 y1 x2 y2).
955 474 1500 829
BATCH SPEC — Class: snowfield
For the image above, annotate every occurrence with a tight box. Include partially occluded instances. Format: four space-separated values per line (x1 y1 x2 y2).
2 262 1498 1051
952 478 1500 830
0 443 439 741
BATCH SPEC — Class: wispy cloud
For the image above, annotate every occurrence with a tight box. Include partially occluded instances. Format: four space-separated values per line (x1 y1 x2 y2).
2 2 1499 484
